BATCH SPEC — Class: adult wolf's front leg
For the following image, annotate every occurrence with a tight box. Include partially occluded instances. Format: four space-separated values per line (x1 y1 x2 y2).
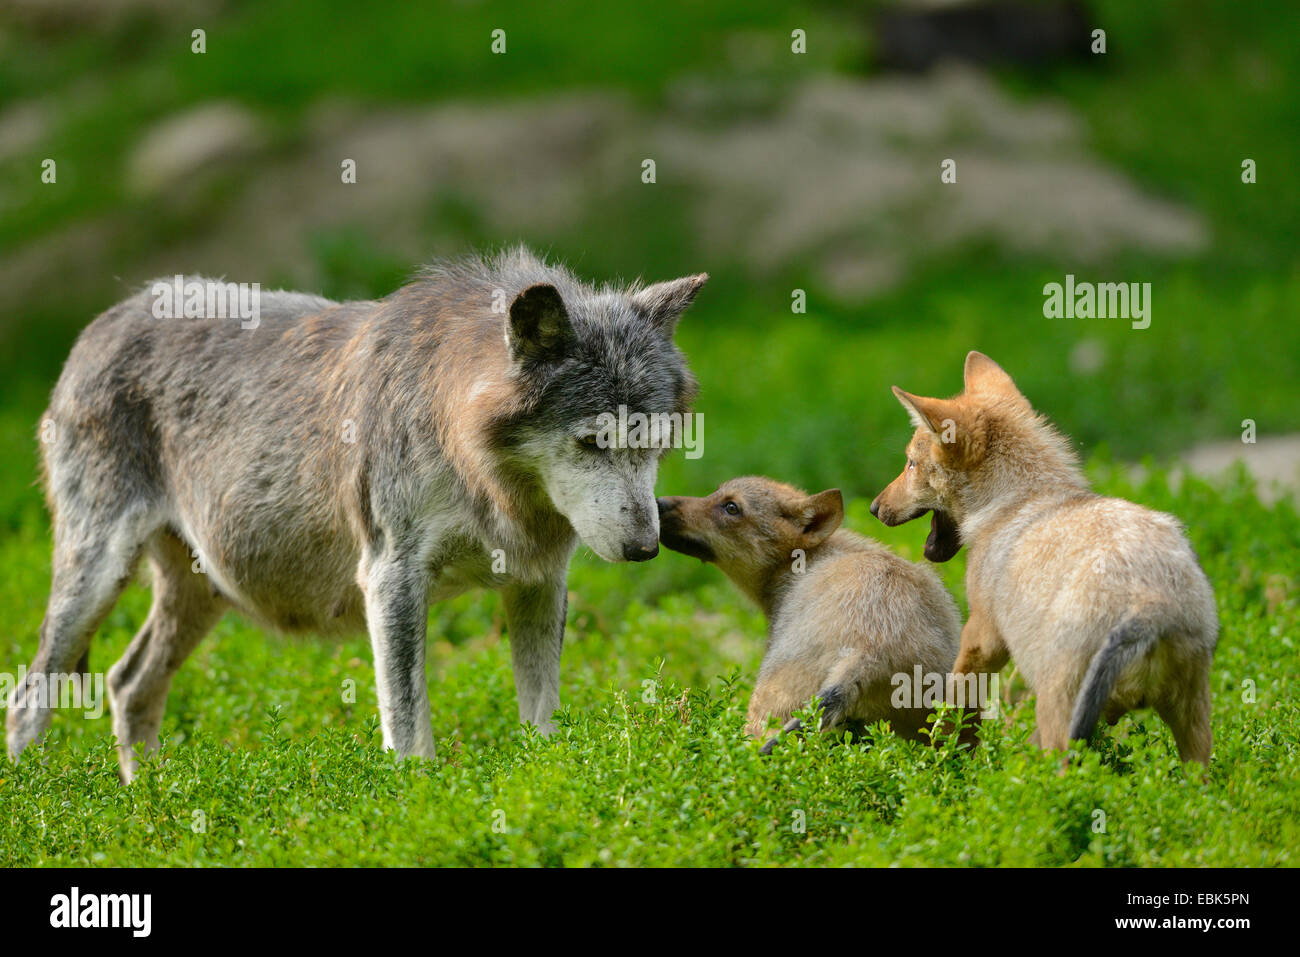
502 579 567 734
361 549 437 760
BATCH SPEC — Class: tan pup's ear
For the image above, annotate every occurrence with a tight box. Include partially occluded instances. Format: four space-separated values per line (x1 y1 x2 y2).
891 386 986 465
963 351 1021 399
892 387 957 435
799 488 843 547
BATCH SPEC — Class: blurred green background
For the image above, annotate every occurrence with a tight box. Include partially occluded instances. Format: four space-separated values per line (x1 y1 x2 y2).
0 0 1296 580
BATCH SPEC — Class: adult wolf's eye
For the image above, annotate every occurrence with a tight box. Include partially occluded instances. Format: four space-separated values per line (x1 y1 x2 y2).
578 434 601 449
723 501 741 516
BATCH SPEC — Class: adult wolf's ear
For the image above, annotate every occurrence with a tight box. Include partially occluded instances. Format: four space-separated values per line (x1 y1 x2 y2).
507 284 574 362
631 273 709 334
963 351 1022 399
799 488 843 547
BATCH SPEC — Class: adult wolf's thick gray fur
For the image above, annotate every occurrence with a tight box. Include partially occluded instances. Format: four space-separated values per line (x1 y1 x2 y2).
7 247 707 780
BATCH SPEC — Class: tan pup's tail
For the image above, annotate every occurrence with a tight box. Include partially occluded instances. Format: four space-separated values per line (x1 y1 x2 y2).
1069 618 1160 744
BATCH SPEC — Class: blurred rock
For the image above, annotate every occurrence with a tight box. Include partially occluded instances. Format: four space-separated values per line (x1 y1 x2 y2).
1180 435 1300 505
0 101 50 162
1 71 1210 312
660 67 1207 297
1128 434 1300 505
126 101 263 196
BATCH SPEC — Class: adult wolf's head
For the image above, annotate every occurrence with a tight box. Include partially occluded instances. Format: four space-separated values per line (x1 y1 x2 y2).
499 261 707 563
870 351 1084 561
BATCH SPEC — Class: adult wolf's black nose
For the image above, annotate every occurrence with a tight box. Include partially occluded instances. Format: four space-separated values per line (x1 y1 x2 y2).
623 541 660 562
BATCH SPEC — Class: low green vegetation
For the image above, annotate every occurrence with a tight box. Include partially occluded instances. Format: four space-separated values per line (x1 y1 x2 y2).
2 466 1296 866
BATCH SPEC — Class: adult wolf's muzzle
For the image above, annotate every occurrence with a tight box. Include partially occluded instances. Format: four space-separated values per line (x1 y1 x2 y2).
622 539 660 562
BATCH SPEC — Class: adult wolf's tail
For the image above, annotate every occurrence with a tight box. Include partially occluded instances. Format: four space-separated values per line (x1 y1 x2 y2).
1068 618 1160 744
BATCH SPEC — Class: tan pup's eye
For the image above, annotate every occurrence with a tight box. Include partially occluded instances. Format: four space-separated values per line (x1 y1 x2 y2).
907 458 916 470
723 501 741 516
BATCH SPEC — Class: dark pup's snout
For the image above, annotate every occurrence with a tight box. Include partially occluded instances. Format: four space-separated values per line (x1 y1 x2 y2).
655 496 715 563
656 497 686 538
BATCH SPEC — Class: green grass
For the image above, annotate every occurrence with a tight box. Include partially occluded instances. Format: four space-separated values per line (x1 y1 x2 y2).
1 465 1297 866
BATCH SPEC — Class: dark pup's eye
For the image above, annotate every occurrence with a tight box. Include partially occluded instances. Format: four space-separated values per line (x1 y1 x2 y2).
723 501 741 516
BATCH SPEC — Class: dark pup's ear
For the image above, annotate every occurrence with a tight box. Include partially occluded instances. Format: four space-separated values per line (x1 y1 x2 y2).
800 488 844 547
508 284 574 362
631 273 709 334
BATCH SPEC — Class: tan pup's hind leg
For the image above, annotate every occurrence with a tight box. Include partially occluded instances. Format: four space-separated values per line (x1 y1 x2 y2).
1156 659 1213 770
1032 681 1074 753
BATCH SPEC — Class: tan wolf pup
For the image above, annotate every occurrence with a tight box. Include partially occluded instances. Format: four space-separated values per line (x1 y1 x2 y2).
658 477 961 752
871 351 1218 765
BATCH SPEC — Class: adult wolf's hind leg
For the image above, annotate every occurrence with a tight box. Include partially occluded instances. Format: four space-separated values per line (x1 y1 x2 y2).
107 530 226 782
6 506 154 761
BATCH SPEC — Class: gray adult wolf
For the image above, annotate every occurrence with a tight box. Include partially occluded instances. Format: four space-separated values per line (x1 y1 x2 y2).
7 247 707 780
